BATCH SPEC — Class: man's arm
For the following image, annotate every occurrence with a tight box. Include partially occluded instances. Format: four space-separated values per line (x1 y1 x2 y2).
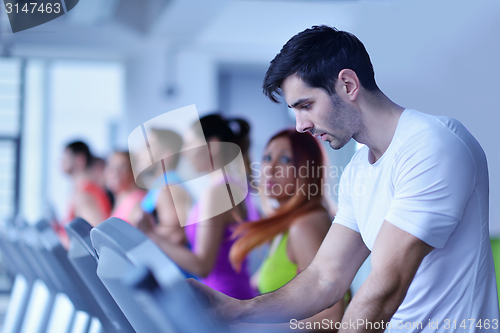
188 223 370 324
339 221 433 333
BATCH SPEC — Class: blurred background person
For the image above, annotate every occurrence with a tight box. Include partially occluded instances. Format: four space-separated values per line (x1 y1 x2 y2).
230 129 344 330
91 156 115 208
60 141 112 226
90 157 106 189
105 150 146 224
132 128 192 245
139 114 259 300
55 141 112 246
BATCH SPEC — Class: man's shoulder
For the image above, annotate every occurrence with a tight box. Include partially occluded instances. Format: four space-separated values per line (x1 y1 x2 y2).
400 110 478 142
398 110 462 141
395 110 481 159
391 110 487 183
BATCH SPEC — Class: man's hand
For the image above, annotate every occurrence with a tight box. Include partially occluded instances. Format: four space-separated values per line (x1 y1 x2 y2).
187 278 245 324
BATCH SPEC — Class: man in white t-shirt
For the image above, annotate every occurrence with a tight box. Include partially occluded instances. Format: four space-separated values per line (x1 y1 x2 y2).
188 26 500 332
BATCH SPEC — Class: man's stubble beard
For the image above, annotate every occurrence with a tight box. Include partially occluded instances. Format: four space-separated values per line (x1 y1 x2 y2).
324 94 359 150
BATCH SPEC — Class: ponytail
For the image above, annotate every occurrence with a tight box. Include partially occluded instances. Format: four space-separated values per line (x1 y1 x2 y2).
196 114 252 176
227 118 250 154
226 118 251 176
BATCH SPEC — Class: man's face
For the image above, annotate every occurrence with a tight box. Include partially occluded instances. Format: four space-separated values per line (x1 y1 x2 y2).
282 74 360 150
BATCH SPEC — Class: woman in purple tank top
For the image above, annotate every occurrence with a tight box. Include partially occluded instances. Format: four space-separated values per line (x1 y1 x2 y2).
184 182 259 300
140 114 258 300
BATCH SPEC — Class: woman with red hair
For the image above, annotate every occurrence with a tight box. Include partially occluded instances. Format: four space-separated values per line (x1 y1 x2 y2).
230 129 344 330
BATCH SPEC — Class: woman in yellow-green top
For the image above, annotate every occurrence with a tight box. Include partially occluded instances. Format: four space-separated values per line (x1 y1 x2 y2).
230 129 344 330
258 232 297 294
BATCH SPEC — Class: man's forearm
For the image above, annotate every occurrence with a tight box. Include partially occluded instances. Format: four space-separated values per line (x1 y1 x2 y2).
239 265 342 324
338 275 403 333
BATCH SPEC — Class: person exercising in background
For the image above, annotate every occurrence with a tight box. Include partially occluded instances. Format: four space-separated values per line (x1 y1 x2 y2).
57 141 111 246
139 114 258 300
105 151 146 223
188 26 499 332
131 128 192 245
230 129 345 332
91 156 115 208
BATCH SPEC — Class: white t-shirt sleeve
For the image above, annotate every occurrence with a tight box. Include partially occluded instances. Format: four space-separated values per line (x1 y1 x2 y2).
385 132 476 248
333 164 359 233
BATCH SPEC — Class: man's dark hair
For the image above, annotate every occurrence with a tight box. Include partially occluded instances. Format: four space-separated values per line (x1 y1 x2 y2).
65 141 93 168
263 25 378 103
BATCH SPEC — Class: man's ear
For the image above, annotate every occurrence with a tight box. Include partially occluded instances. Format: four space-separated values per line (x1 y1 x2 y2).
336 69 360 101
